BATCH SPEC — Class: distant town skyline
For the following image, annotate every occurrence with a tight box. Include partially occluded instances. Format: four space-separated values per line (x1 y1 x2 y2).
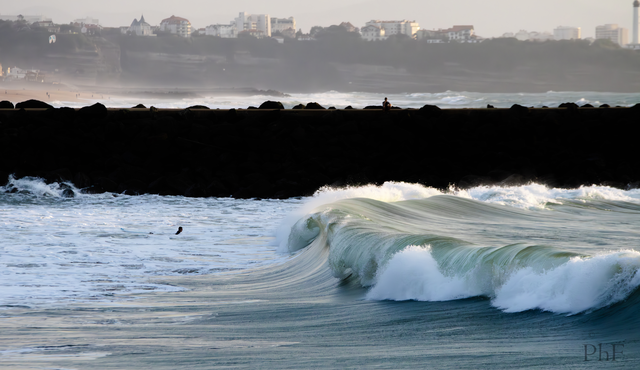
0 0 635 38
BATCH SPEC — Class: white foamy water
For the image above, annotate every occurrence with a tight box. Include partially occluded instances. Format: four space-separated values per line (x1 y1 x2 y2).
3 177 640 313
367 246 640 314
0 177 302 308
50 90 640 110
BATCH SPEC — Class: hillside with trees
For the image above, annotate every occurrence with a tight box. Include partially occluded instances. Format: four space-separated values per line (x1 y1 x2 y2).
3 19 640 93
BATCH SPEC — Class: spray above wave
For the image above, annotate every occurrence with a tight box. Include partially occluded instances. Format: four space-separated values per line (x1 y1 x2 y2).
2 175 81 198
280 182 640 314
278 182 640 253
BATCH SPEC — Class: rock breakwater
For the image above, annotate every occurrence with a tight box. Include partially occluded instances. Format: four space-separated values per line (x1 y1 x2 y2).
1 103 639 198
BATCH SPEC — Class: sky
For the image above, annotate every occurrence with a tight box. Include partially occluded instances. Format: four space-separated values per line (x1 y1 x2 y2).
0 0 636 38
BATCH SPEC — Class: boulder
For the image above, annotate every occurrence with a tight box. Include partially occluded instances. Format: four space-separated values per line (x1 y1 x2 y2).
258 101 284 110
305 102 325 109
61 188 75 198
132 104 146 108
15 99 53 109
0 101 14 109
509 104 529 116
419 104 442 118
73 172 93 189
559 102 579 109
78 102 108 118
48 168 74 182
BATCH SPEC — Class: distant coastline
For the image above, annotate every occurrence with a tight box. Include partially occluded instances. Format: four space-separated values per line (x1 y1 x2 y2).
0 81 288 104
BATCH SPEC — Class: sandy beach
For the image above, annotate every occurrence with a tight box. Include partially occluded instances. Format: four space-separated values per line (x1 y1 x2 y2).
0 81 115 105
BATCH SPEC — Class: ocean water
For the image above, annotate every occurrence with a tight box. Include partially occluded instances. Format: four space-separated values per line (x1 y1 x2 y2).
1 177 639 368
50 90 640 109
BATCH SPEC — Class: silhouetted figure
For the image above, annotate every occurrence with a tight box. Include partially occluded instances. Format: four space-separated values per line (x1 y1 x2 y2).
175 227 183 235
383 97 391 111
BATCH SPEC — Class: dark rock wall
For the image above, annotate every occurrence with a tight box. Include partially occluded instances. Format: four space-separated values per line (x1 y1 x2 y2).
1 106 639 198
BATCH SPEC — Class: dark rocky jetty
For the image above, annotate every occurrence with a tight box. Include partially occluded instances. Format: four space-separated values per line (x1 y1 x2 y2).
0 101 14 109
14 99 54 109
1 102 639 198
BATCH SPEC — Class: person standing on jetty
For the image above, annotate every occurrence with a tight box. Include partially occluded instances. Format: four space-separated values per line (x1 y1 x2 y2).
383 97 392 111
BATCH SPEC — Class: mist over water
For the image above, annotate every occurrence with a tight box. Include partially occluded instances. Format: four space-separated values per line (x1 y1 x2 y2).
49 90 640 109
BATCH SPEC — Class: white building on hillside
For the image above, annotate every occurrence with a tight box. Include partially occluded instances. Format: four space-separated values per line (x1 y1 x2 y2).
205 23 236 38
160 15 192 37
443 25 475 41
271 17 295 36
235 12 270 37
415 29 446 43
554 26 581 40
416 26 478 43
31 20 59 33
596 24 628 46
365 20 419 38
128 15 154 36
361 24 386 41
6 67 37 80
502 30 553 41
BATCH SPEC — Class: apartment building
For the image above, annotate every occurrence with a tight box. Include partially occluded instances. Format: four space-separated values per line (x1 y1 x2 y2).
554 26 581 40
596 24 629 46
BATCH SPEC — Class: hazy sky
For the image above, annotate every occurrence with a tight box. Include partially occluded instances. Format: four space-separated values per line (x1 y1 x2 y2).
1 0 636 38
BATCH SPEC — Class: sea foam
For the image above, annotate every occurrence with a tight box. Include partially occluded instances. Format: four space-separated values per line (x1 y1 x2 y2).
367 246 640 315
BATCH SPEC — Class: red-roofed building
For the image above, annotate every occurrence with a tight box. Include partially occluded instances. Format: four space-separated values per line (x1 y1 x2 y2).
31 20 60 33
160 15 192 37
361 24 385 41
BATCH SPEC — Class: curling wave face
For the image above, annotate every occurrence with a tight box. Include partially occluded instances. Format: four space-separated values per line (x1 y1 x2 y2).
279 182 640 314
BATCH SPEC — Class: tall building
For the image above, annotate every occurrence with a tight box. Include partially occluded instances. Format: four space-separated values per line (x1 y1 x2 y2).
596 24 628 46
634 0 640 45
235 12 271 38
554 26 581 40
